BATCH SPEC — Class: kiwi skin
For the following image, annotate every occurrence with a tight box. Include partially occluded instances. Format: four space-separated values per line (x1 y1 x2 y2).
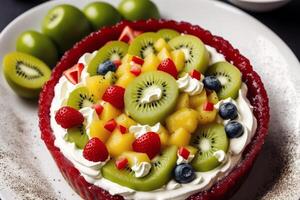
3 52 51 99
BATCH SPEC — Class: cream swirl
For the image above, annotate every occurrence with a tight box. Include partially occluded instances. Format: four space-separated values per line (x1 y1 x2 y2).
129 123 161 139
140 85 162 104
131 162 152 178
176 152 195 165
176 74 204 96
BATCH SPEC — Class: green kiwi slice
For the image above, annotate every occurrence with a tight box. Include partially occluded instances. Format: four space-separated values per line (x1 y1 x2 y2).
102 146 178 191
168 35 209 73
206 61 242 99
124 71 179 125
128 32 160 59
2 52 51 99
64 125 89 149
157 29 180 42
191 123 229 172
67 87 95 110
88 41 129 75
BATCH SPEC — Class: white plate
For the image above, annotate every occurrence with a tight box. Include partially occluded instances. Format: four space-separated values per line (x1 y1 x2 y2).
0 0 299 199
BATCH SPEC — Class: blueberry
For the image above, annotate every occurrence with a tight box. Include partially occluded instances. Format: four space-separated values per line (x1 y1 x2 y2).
203 76 221 92
174 164 196 183
225 121 244 138
97 61 116 75
219 102 238 120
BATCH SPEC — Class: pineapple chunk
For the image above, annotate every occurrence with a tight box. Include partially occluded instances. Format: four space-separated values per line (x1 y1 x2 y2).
175 93 189 110
121 151 150 167
89 119 111 142
169 128 191 147
154 38 171 52
116 63 131 78
142 53 160 72
207 91 219 104
86 75 110 101
196 106 217 125
157 47 171 61
171 50 185 72
106 129 135 158
116 72 136 88
166 108 198 134
157 126 170 148
189 90 207 109
100 102 121 122
116 114 137 128
122 54 133 64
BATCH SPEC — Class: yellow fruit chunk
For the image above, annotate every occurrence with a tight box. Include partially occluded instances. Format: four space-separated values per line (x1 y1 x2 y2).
157 47 171 61
116 72 136 88
166 108 198 134
185 145 198 155
189 90 207 109
86 75 110 101
116 63 131 78
175 93 189 110
142 53 160 72
196 105 217 125
207 91 219 104
157 126 170 148
122 54 133 64
154 38 171 52
121 151 150 167
89 119 111 142
106 129 135 158
116 114 137 128
171 50 185 72
100 102 121 122
169 128 191 147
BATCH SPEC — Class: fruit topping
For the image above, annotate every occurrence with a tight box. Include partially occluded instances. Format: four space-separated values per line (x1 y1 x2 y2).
203 75 221 92
86 75 110 101
225 121 244 138
104 119 117 132
90 119 111 142
115 157 128 170
202 101 214 111
130 64 142 76
173 164 196 184
106 130 135 158
64 125 89 149
191 123 229 172
132 132 161 159
142 53 160 72
93 104 104 115
113 60 122 68
219 102 238 120
119 125 127 134
83 138 109 162
166 108 198 133
67 87 96 110
97 60 117 75
178 147 190 160
100 102 122 122
121 151 150 167
119 26 136 43
169 128 191 147
115 114 137 128
55 106 84 129
64 63 84 85
190 69 201 80
102 85 125 109
157 58 178 79
206 61 242 99
132 56 144 65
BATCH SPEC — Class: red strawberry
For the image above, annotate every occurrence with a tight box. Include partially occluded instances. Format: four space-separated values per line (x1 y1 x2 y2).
190 69 201 80
158 58 178 79
118 26 135 44
132 132 161 159
102 85 125 109
93 104 104 115
115 157 128 170
104 119 117 132
132 56 144 65
63 63 84 84
113 60 122 68
178 147 190 160
83 138 109 162
119 125 127 134
203 101 214 111
130 65 141 76
55 106 84 129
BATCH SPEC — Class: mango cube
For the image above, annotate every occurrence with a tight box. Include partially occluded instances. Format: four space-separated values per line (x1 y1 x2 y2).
157 126 170 148
169 128 191 147
171 50 185 72
196 106 217 125
116 72 136 88
116 114 137 128
89 119 111 142
175 93 189 110
207 91 219 104
116 63 131 78
121 151 150 167
86 75 110 101
100 102 121 122
189 90 207 109
157 47 171 61
154 38 171 52
142 53 160 72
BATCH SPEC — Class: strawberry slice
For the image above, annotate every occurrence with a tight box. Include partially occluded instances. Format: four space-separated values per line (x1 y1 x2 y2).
55 106 84 129
203 101 214 111
102 85 125 109
63 63 84 84
118 26 135 44
113 60 122 68
131 56 144 65
92 104 104 115
190 69 201 80
119 125 127 134
130 65 141 76
132 132 161 159
115 157 128 170
178 147 190 160
83 138 109 162
158 58 178 79
104 119 117 132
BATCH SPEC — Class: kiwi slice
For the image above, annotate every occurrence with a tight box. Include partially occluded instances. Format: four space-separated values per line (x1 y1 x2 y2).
191 123 229 172
88 41 129 75
128 32 160 59
169 35 209 73
124 71 179 125
67 87 96 110
102 146 178 191
2 52 51 99
157 29 180 42
64 125 89 149
206 61 242 99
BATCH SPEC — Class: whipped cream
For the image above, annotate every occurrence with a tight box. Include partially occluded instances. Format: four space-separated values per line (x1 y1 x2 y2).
176 74 204 96
131 162 152 178
140 85 162 104
205 45 225 65
213 150 227 163
50 45 258 200
129 123 161 139
79 107 98 137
